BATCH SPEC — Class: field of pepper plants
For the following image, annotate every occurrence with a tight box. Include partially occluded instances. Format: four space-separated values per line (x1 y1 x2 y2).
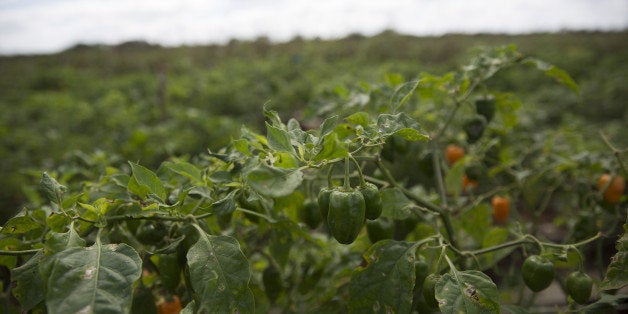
0 31 627 313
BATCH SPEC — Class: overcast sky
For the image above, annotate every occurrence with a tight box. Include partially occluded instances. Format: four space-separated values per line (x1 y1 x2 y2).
1 0 627 55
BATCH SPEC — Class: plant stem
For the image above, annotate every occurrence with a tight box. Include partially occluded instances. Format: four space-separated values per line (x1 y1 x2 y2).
193 212 214 220
467 238 532 256
75 216 97 224
376 159 458 249
363 175 390 188
433 78 479 141
600 131 628 173
106 215 189 222
326 163 335 188
431 140 448 208
343 157 351 190
349 155 366 186
237 208 276 223
189 196 208 215
0 249 41 256
464 232 602 256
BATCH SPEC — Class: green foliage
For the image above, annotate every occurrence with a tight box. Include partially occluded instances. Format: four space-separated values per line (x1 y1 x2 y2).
246 163 304 198
435 270 500 313
45 242 142 314
2 31 626 224
186 224 254 313
11 251 45 310
128 162 167 201
600 213 628 291
348 241 417 313
0 43 626 313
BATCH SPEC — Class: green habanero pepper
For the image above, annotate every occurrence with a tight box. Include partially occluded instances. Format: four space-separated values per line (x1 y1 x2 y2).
262 265 283 303
359 182 382 220
327 189 365 244
317 187 333 220
522 255 555 292
366 217 394 243
566 271 593 304
463 116 487 144
475 95 496 122
298 199 323 229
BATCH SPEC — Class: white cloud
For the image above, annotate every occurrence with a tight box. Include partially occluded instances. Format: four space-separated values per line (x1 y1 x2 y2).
0 0 626 54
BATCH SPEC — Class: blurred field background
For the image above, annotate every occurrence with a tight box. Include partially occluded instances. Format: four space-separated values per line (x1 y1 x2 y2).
1 30 627 223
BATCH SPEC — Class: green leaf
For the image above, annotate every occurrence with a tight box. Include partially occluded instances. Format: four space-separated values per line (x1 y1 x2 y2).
600 213 628 290
495 93 521 130
435 270 500 313
40 172 66 204
163 160 203 184
274 191 304 222
345 112 370 127
312 133 349 163
44 228 86 254
45 242 142 314
0 237 22 267
240 125 268 148
582 293 628 313
246 163 303 198
287 118 301 131
394 128 430 141
209 170 233 184
128 162 166 200
46 213 71 232
233 138 250 156
38 225 87 304
274 151 300 168
455 203 493 249
544 66 579 95
187 225 254 313
181 300 196 314
131 285 158 314
389 79 420 112
78 202 98 215
146 236 186 255
1 216 41 235
385 73 404 86
267 122 296 153
381 188 416 220
334 123 357 140
11 250 45 311
477 227 514 270
348 240 416 313
288 127 308 148
319 115 339 138
263 104 284 128
151 254 181 292
524 57 579 95
269 219 297 268
376 113 428 141
78 198 112 217
212 192 236 215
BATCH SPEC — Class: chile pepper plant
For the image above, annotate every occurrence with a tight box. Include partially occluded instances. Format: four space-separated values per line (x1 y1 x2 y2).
1 46 627 313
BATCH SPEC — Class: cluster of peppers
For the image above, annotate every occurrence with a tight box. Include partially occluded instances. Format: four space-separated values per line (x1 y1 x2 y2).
317 158 383 244
521 254 593 305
